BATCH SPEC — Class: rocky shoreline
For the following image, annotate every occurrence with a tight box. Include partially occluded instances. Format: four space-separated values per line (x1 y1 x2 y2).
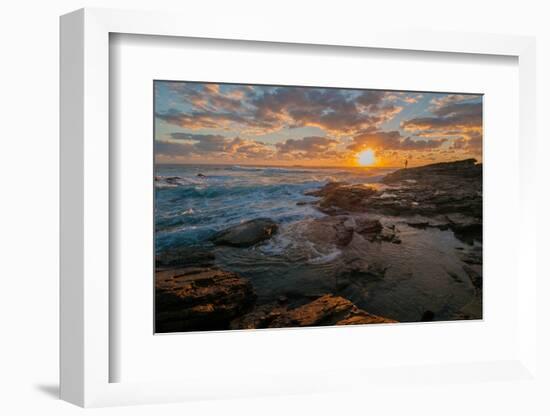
155 158 482 332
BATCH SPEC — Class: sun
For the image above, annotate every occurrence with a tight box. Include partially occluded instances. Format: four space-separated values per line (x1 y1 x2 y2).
357 149 376 166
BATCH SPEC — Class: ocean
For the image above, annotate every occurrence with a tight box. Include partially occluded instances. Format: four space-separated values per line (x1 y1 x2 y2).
155 164 394 253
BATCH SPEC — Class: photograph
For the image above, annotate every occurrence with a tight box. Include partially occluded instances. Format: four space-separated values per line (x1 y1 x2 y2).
154 81 483 333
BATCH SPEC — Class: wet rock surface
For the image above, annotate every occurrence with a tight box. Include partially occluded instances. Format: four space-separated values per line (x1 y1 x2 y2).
230 294 397 329
463 264 482 290
299 216 354 247
155 266 396 332
155 267 256 332
211 218 278 247
307 183 377 214
309 158 482 244
379 159 481 218
156 246 215 270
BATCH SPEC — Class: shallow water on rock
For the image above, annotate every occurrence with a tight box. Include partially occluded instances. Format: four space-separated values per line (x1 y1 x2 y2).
214 215 481 322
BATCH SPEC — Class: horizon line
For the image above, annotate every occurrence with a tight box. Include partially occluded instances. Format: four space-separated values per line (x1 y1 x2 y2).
154 161 401 169
154 158 479 170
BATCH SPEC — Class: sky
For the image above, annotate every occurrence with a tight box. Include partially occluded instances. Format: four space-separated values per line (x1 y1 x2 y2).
154 81 482 168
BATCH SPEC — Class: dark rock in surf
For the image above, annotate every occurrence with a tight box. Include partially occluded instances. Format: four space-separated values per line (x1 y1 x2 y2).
211 218 278 247
157 176 182 186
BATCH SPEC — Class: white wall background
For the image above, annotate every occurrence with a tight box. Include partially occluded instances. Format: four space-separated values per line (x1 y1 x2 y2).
0 1 548 415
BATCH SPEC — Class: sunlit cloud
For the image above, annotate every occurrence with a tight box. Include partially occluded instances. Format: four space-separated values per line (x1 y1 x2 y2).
154 81 482 166
429 93 477 110
348 130 445 152
400 99 482 162
275 136 339 159
158 132 275 160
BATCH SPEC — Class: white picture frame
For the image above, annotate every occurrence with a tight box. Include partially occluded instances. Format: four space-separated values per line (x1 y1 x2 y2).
60 7 538 407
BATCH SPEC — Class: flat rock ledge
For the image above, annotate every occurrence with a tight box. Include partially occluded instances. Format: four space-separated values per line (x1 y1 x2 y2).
211 217 278 247
230 294 397 329
155 267 256 332
306 183 377 214
299 215 400 251
305 159 482 243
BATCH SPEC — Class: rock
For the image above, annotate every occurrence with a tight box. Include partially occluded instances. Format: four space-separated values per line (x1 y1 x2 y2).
382 158 481 184
314 227 393 280
406 221 430 229
231 294 397 329
277 295 289 304
342 216 400 244
339 232 387 277
211 218 278 247
421 310 435 321
196 173 206 177
448 271 463 283
276 295 397 327
154 176 182 186
406 219 450 231
343 261 388 280
460 246 482 265
229 303 287 329
446 214 482 243
300 216 354 247
335 313 396 325
463 264 482 290
155 246 215 269
354 218 383 235
318 184 377 213
339 232 371 275
456 295 482 320
371 159 482 219
306 160 482 222
305 181 347 197
155 267 256 332
306 182 377 213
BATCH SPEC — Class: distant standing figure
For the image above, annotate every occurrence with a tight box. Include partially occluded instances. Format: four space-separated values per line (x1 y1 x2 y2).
405 159 408 169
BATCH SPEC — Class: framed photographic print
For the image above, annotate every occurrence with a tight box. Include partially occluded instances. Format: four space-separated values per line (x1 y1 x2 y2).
60 7 539 408
153 81 483 334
